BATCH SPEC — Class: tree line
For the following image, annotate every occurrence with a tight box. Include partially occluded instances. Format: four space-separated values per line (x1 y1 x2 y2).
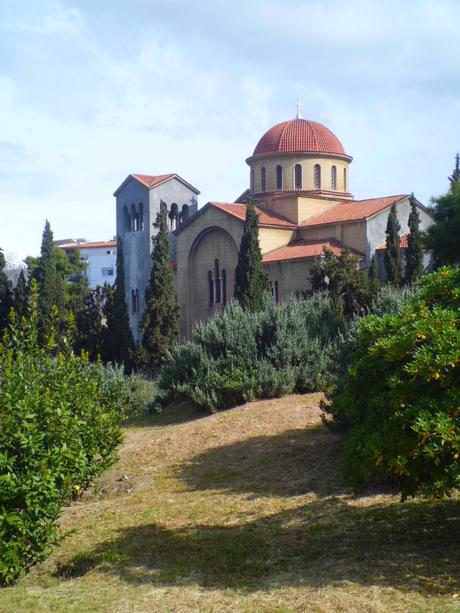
1 155 458 372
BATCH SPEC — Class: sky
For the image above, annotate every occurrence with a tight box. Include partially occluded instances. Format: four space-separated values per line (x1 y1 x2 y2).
1 0 459 263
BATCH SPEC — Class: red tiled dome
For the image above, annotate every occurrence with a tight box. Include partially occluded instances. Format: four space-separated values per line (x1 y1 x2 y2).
253 118 347 157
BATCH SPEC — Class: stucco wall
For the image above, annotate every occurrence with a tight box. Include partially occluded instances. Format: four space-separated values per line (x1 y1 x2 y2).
264 258 315 299
259 227 295 253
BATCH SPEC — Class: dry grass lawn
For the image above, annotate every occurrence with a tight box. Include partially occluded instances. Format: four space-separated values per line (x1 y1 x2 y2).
0 393 459 612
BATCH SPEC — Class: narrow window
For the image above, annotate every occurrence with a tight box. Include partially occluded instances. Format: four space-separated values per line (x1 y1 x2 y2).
295 164 302 190
139 203 144 230
181 204 189 222
331 166 337 190
314 164 321 189
261 167 266 191
271 280 279 304
276 165 283 190
169 204 178 231
208 271 214 306
343 167 347 191
250 169 255 192
123 206 130 231
222 269 227 305
215 259 221 304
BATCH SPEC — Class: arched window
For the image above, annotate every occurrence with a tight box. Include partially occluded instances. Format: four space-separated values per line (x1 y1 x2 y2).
271 280 279 304
131 204 138 231
181 204 189 223
139 203 144 230
343 167 347 191
314 164 321 190
250 169 255 192
222 269 227 305
123 205 131 231
261 167 266 192
331 166 337 191
276 165 283 190
208 271 214 307
215 259 221 303
169 203 178 231
209 260 226 306
294 164 302 190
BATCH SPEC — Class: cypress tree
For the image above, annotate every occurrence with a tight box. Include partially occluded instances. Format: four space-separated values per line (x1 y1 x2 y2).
234 202 270 311
33 221 65 340
0 248 13 333
105 236 135 370
405 194 424 284
383 203 402 286
448 153 460 186
367 254 381 299
140 206 179 373
13 269 28 317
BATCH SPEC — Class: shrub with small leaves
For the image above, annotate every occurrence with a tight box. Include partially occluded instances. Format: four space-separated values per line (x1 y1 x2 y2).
0 283 127 585
160 293 341 411
325 267 460 499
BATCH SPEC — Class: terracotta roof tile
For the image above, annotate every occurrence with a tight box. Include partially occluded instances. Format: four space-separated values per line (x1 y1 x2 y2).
210 202 296 228
131 173 175 189
252 119 348 157
300 195 408 228
262 239 363 264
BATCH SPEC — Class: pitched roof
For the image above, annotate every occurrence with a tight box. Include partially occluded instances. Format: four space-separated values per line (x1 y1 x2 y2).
376 233 409 250
262 239 363 264
58 240 117 250
300 195 409 228
210 202 296 228
113 173 200 196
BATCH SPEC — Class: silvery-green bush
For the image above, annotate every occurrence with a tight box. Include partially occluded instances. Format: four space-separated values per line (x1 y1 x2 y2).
160 293 341 411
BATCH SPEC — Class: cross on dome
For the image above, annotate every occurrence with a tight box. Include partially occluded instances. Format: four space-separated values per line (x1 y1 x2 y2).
294 98 303 119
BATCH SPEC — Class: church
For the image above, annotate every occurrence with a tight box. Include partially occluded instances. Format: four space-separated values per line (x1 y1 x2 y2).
114 112 433 339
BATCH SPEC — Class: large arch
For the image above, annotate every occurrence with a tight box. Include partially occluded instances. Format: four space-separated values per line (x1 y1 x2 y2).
186 225 239 331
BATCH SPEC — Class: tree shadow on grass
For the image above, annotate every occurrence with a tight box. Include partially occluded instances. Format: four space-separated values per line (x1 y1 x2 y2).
177 425 350 498
124 400 208 429
55 497 460 595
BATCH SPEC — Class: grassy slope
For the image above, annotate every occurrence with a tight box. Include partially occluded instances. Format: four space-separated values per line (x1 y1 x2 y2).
0 394 459 612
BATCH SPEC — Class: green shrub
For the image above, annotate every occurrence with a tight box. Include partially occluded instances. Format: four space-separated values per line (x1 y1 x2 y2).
95 364 160 417
325 267 460 499
160 293 342 411
0 288 127 585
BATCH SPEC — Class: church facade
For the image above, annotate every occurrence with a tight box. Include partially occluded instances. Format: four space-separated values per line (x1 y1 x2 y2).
115 115 433 339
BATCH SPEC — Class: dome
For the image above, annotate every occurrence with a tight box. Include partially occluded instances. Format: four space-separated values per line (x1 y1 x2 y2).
252 118 348 158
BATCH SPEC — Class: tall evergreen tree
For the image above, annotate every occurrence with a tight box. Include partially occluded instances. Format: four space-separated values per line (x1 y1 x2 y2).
0 248 13 333
426 156 460 266
33 221 65 340
448 152 460 186
140 206 179 373
367 254 381 299
75 284 111 360
405 193 424 284
13 269 28 317
234 202 270 311
105 236 135 370
310 248 372 319
383 203 402 286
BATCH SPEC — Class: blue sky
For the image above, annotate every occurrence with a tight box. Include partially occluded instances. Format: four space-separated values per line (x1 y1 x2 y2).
1 0 459 261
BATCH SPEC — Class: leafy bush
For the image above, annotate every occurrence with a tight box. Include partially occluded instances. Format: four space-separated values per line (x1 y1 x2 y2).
0 289 127 586
324 267 460 499
160 293 342 411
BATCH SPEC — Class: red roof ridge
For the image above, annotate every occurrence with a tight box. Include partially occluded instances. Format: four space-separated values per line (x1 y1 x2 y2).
262 237 364 264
